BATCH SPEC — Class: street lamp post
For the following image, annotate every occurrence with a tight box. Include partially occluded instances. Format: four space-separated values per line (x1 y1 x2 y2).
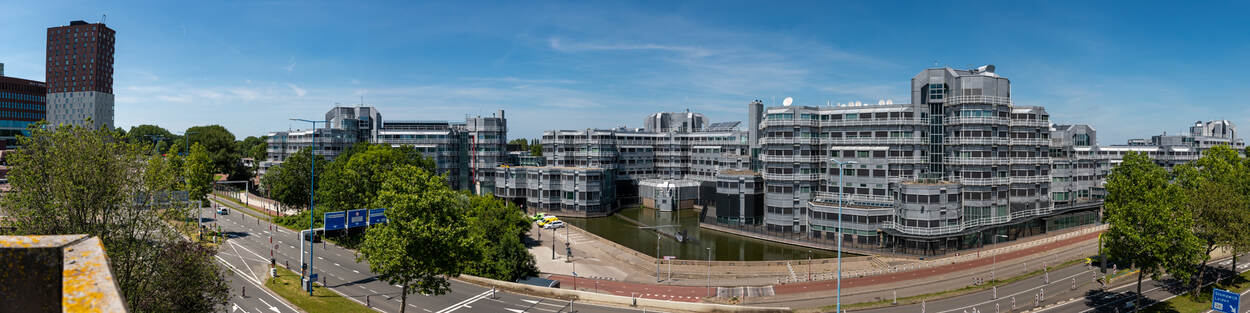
639 225 678 283
830 158 857 313
290 118 324 296
992 234 1008 281
706 247 712 298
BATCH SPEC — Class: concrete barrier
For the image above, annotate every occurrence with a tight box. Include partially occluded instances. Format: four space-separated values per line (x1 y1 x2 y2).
457 274 792 313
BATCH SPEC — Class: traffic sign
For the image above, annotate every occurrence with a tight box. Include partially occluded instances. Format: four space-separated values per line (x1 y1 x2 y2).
368 208 387 225
1212 288 1239 313
663 256 676 260
347 209 368 228
323 212 346 231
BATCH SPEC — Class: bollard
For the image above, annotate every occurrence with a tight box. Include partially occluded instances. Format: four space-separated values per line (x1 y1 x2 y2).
366 295 370 307
243 286 246 298
993 286 997 299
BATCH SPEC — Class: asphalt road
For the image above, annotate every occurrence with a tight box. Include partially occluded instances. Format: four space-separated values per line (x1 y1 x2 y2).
855 254 1249 313
204 200 649 313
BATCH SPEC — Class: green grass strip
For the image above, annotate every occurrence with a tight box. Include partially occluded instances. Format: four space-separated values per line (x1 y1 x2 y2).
266 266 376 313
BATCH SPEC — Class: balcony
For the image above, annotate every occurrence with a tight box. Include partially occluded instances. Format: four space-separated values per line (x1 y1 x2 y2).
1010 138 1050 146
1008 157 1051 164
811 192 894 204
887 156 927 163
760 155 825 163
760 137 820 145
945 137 1009 145
1010 119 1050 128
1010 176 1051 184
945 116 1010 125
946 95 1013 106
944 157 1010 165
956 177 1009 185
819 118 926 127
822 137 925 145
882 220 965 236
762 172 822 181
760 119 819 128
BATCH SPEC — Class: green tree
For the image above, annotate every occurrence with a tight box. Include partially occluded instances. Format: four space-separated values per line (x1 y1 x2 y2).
1173 145 1246 292
463 194 537 281
185 143 215 205
184 125 242 178
357 165 478 313
529 139 542 157
133 241 231 312
0 123 229 312
126 124 179 154
508 138 529 152
316 144 435 212
261 147 322 211
1103 152 1205 309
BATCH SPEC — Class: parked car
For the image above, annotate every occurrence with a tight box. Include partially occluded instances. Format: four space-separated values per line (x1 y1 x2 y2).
543 220 565 229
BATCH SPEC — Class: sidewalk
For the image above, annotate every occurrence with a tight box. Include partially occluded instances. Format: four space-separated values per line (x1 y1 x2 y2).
538 224 1106 305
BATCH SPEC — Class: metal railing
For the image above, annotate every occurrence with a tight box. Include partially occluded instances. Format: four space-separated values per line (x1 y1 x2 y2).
818 118 926 127
956 177 1010 185
1010 138 1050 146
760 155 826 163
945 116 1010 125
1009 176 1051 184
944 157 1011 165
811 192 894 204
881 220 965 236
887 156 928 163
1008 157 1051 164
759 119 819 127
945 137 1009 145
946 95 1013 105
762 172 823 181
822 138 925 145
759 137 820 145
1010 119 1050 127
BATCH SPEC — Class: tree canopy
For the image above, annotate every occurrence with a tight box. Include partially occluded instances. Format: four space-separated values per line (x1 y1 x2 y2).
0 123 229 312
1103 151 1205 307
357 165 478 313
184 125 245 179
317 144 436 212
261 147 323 210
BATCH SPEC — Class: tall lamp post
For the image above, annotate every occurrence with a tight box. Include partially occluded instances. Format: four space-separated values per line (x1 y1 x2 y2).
829 158 857 313
706 247 712 297
992 234 1008 281
291 118 325 296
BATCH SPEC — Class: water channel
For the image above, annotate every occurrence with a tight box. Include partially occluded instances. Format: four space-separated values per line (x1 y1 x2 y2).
561 206 852 261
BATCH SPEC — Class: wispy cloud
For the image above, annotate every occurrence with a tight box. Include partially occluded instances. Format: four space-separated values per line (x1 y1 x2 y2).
283 57 297 72
548 37 712 57
286 83 306 97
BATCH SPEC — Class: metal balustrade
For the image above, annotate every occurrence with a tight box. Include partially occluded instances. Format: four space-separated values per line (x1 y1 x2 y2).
945 116 1010 125
946 95 1013 105
945 137 1009 145
822 138 925 145
818 118 926 127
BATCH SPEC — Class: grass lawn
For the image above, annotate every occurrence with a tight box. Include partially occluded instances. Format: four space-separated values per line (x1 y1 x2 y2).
266 266 376 313
1142 269 1250 313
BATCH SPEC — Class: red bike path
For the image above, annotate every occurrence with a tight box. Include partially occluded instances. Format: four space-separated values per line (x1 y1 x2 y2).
547 230 1102 303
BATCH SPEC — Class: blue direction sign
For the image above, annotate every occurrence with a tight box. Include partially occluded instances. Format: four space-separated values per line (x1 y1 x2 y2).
1212 288 1240 313
347 209 368 228
368 208 387 225
323 212 347 231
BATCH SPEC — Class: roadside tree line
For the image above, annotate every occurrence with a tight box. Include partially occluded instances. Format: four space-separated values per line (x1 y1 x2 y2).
1103 145 1250 309
1 123 228 312
259 143 537 313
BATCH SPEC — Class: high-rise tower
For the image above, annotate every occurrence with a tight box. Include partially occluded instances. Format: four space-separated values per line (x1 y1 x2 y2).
46 20 115 129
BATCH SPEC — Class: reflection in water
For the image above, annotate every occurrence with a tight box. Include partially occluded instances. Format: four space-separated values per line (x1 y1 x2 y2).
560 207 851 261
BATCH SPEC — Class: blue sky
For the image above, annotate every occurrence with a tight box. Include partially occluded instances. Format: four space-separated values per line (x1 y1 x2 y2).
2 1 1249 143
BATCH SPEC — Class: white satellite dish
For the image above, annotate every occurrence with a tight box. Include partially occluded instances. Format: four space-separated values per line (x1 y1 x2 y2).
782 97 793 106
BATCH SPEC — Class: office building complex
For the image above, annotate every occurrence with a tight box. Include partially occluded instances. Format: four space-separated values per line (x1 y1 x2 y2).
264 106 505 191
45 21 115 129
0 70 47 149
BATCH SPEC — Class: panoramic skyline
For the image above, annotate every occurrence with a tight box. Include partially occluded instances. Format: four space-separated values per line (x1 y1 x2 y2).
2 1 1249 142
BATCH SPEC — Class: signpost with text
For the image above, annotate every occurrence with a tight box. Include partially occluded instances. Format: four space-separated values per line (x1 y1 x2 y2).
323 211 346 231
1212 288 1239 313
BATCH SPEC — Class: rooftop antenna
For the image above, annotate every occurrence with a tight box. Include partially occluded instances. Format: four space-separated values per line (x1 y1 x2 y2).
101 14 107 24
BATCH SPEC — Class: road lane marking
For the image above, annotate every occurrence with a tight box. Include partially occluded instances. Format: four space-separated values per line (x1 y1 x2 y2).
213 256 297 313
435 290 492 313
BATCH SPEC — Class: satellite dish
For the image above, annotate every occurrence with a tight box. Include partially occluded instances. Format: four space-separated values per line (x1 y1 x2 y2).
782 97 793 106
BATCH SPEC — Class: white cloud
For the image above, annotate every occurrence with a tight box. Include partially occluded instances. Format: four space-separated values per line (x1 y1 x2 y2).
286 83 307 97
283 57 297 72
548 37 712 57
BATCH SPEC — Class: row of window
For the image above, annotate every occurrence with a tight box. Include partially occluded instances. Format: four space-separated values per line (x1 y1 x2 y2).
0 111 45 120
0 90 46 101
768 111 919 121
